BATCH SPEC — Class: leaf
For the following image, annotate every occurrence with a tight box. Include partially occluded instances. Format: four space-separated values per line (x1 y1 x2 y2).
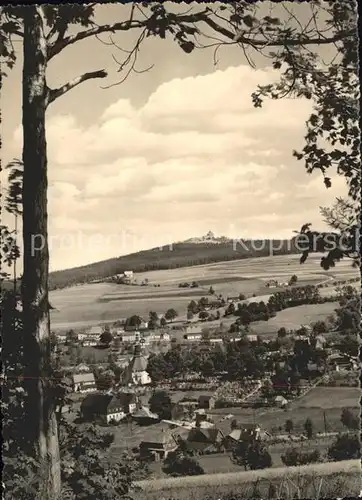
324 177 332 188
180 41 194 54
243 15 255 27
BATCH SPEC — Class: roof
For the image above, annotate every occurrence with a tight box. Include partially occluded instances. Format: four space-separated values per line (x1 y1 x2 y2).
73 373 95 384
187 427 222 444
128 354 148 372
81 391 137 415
109 392 137 411
132 406 158 419
75 363 90 371
228 429 243 441
139 422 178 445
275 395 288 402
198 395 214 402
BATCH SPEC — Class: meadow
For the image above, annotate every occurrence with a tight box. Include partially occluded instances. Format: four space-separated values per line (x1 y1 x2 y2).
49 254 358 330
133 460 362 499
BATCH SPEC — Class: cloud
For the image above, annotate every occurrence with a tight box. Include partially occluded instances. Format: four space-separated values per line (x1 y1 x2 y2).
12 64 349 270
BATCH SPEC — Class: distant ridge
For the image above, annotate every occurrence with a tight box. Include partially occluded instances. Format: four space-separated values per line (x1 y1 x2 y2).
47 233 300 291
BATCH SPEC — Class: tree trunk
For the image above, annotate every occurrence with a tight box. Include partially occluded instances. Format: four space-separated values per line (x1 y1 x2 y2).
22 6 61 499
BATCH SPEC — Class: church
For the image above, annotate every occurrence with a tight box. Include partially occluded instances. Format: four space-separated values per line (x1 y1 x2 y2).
122 344 152 386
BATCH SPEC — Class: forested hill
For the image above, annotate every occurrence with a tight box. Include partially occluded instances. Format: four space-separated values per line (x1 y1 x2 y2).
47 238 300 290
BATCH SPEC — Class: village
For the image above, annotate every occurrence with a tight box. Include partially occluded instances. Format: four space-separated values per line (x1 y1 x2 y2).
53 271 360 477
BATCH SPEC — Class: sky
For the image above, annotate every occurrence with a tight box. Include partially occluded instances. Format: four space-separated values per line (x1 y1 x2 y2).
1 2 349 272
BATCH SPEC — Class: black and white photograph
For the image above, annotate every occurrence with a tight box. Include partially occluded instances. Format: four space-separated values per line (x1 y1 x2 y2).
1 2 361 499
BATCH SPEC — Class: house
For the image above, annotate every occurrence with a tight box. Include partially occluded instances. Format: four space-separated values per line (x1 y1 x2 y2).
72 373 97 393
145 332 171 343
122 344 151 386
246 334 258 343
209 337 223 343
82 337 99 347
223 424 261 450
185 426 224 454
114 327 125 336
185 325 203 336
122 270 134 283
121 331 141 343
125 321 148 332
184 333 202 341
274 395 288 408
132 406 159 425
314 334 327 350
81 391 138 424
198 395 216 410
177 396 199 411
139 423 180 461
56 333 67 344
85 326 103 337
75 363 90 373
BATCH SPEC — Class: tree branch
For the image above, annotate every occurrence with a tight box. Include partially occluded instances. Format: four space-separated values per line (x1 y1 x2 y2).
47 8 210 60
198 12 355 47
47 69 107 105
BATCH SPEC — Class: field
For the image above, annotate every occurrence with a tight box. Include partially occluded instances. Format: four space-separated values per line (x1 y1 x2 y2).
49 253 358 330
133 460 362 499
249 302 340 337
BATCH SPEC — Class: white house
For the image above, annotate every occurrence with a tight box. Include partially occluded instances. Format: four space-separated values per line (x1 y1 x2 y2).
82 337 98 347
145 332 171 342
56 333 67 344
121 331 141 343
185 325 203 335
81 326 103 339
81 391 138 424
72 373 97 393
75 363 90 373
184 334 202 341
246 334 258 343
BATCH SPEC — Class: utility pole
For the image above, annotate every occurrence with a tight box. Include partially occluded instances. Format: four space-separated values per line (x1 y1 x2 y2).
323 410 327 434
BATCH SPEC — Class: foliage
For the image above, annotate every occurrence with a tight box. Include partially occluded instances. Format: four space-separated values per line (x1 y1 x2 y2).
281 448 320 467
289 275 298 285
333 295 360 333
100 329 113 345
165 308 178 322
149 390 172 420
250 1 359 270
285 419 294 434
328 433 361 461
340 408 359 430
311 320 327 335
125 315 142 329
304 418 314 439
162 450 204 477
96 371 115 391
231 440 272 471
277 327 287 338
59 420 148 499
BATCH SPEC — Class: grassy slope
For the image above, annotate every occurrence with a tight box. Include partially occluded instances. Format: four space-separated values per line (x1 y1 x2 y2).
48 239 299 290
134 459 361 499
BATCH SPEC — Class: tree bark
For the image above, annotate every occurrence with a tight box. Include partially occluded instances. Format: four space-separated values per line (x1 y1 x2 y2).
22 6 61 499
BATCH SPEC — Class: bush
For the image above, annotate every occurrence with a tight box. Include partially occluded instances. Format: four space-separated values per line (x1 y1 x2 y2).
281 448 320 466
328 434 361 461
